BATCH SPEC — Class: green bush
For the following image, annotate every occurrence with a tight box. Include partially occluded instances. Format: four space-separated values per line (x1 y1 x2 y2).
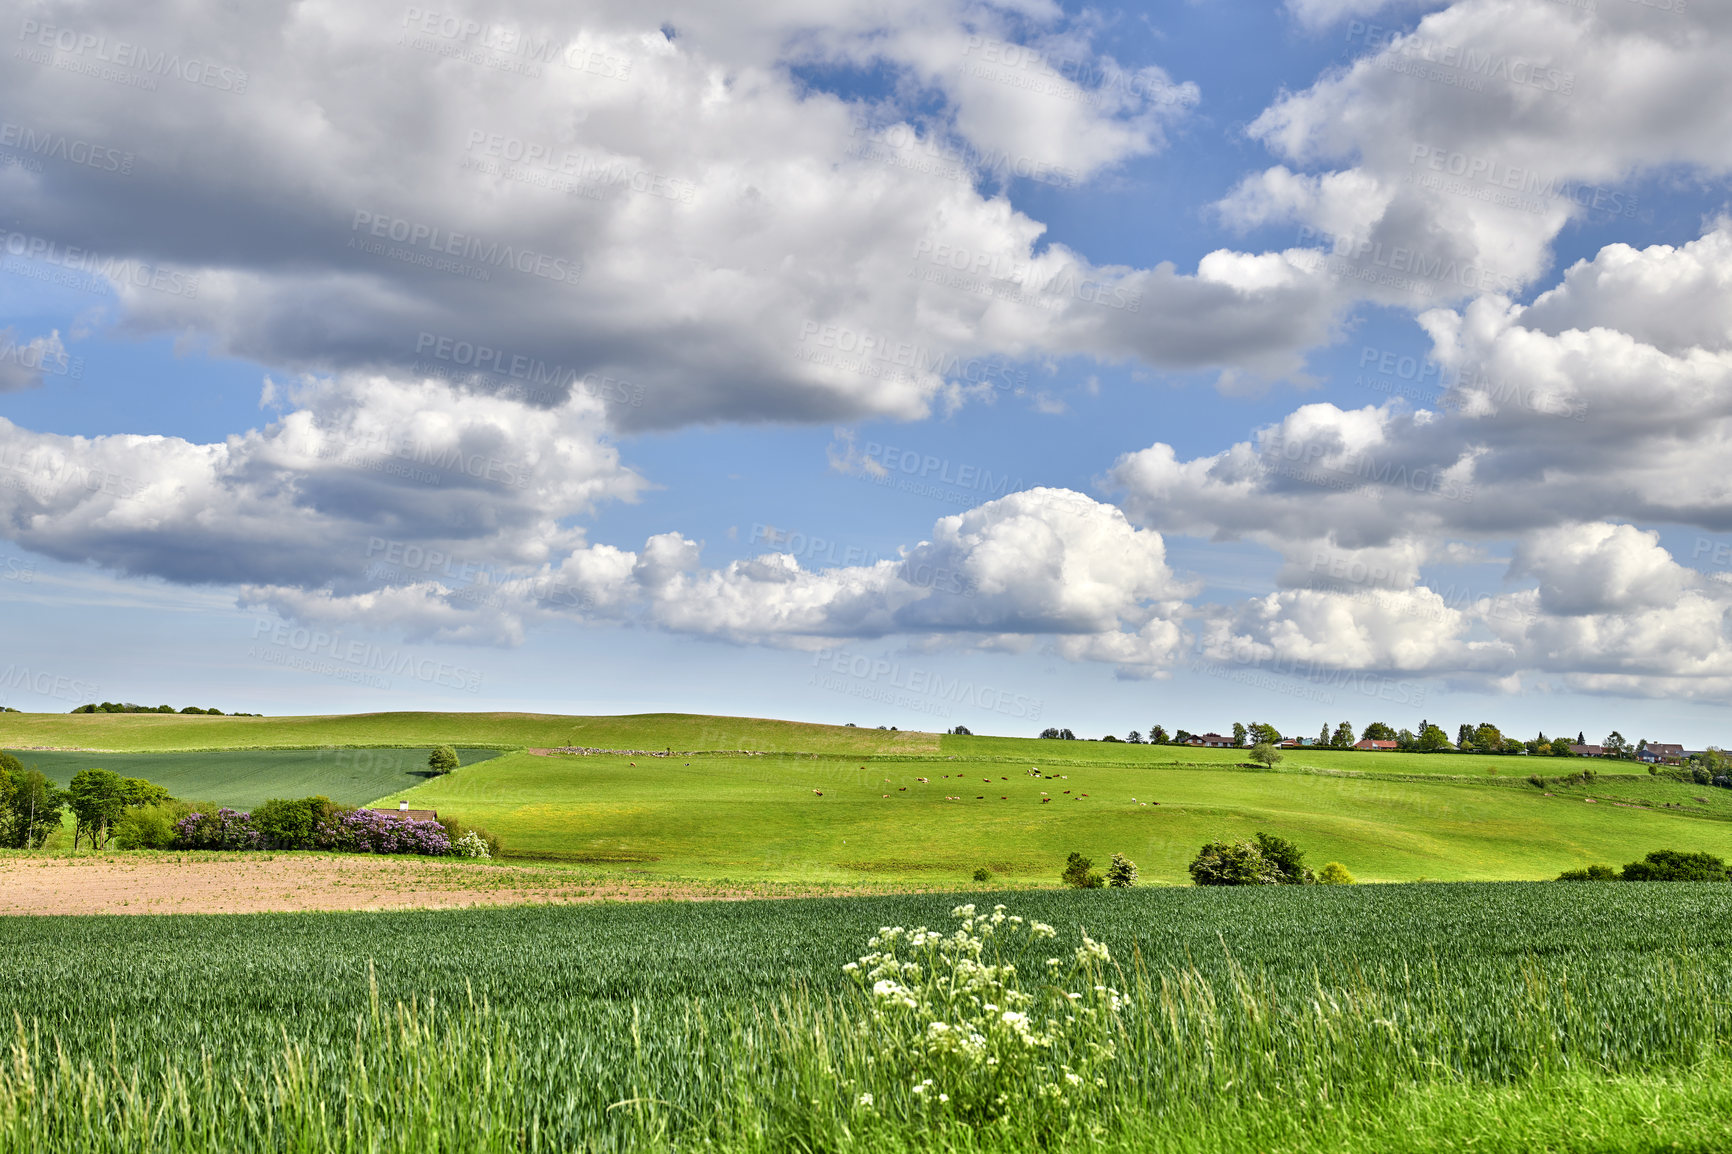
111 805 180 850
436 816 502 859
252 796 337 850
1060 852 1104 889
1557 864 1619 882
1317 861 1356 885
1106 853 1138 887
1621 850 1730 882
428 746 460 775
1188 840 1280 886
1248 742 1282 768
972 867 991 882
1255 832 1313 884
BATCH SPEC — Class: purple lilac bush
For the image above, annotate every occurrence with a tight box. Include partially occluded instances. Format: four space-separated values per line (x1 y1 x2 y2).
335 808 451 855
173 809 264 851
172 806 450 855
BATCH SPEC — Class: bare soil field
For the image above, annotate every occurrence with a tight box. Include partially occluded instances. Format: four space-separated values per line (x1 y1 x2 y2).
0 854 798 915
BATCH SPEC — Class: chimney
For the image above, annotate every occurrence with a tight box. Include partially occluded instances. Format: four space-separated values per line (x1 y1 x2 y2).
399 801 409 812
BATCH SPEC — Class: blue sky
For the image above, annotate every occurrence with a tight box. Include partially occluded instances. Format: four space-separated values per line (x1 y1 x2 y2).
3 0 1732 746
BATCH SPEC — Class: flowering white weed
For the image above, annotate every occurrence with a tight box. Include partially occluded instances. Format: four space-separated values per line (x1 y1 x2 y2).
451 830 492 859
841 903 1122 1129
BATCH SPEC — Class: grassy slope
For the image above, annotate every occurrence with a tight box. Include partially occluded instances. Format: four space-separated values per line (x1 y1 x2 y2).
9 747 501 809
0 710 939 754
6 712 1720 882
940 734 1649 779
379 748 1732 883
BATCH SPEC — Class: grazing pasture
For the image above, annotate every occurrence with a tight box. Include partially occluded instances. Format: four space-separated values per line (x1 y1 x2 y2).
3 884 1731 1151
3 710 1723 883
380 748 1732 883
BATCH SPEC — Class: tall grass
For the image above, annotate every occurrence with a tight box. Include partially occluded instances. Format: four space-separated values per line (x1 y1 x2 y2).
4 885 1732 1151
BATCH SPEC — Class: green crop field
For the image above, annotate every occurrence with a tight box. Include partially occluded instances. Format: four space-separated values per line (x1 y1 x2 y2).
6 747 503 810
4 885 1731 1152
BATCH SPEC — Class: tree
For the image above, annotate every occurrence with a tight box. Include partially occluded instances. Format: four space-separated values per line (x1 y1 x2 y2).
1577 732 1586 746
1189 840 1280 886
1126 731 1142 744
1603 731 1631 759
1502 737 1527 754
1061 852 1104 889
67 768 126 850
428 746 460 775
120 777 169 808
1362 722 1396 741
1549 738 1575 757
1255 832 1313 884
1330 721 1355 749
1100 734 1121 743
1473 722 1503 752
1173 730 1194 744
1416 724 1451 752
4 770 65 849
1456 723 1475 751
1149 726 1168 745
1232 722 1247 747
1249 742 1283 768
1396 728 1417 751
1317 861 1355 885
1106 853 1138 888
1040 727 1061 739
1251 723 1283 744
1318 723 1330 747
0 753 19 843
1621 850 1730 882
949 726 972 736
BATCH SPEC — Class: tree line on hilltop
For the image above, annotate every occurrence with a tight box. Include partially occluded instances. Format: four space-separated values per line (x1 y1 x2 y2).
1030 718 1699 760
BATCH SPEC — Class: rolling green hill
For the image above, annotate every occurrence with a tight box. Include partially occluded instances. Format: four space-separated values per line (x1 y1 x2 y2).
0 710 938 755
374 747 1732 884
5 710 1715 883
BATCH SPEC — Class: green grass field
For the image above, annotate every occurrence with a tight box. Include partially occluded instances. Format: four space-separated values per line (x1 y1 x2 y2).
378 748 1732 882
4 885 1731 1152
3 711 1723 882
7 747 502 810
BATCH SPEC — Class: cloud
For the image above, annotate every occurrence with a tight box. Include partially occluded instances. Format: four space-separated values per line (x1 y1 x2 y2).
242 487 1199 673
0 0 1358 431
0 329 73 392
1102 221 1732 696
1223 0 1732 311
0 372 643 586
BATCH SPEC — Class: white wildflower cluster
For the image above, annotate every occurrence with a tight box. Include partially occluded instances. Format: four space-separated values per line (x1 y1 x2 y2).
451 830 491 859
841 903 1122 1127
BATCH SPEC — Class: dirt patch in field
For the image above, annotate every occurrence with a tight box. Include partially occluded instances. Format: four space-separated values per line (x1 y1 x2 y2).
0 854 776 915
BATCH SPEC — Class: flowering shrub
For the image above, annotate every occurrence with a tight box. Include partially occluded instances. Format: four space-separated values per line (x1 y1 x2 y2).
172 805 449 855
174 808 264 851
336 809 451 855
841 904 1121 1133
451 830 491 859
